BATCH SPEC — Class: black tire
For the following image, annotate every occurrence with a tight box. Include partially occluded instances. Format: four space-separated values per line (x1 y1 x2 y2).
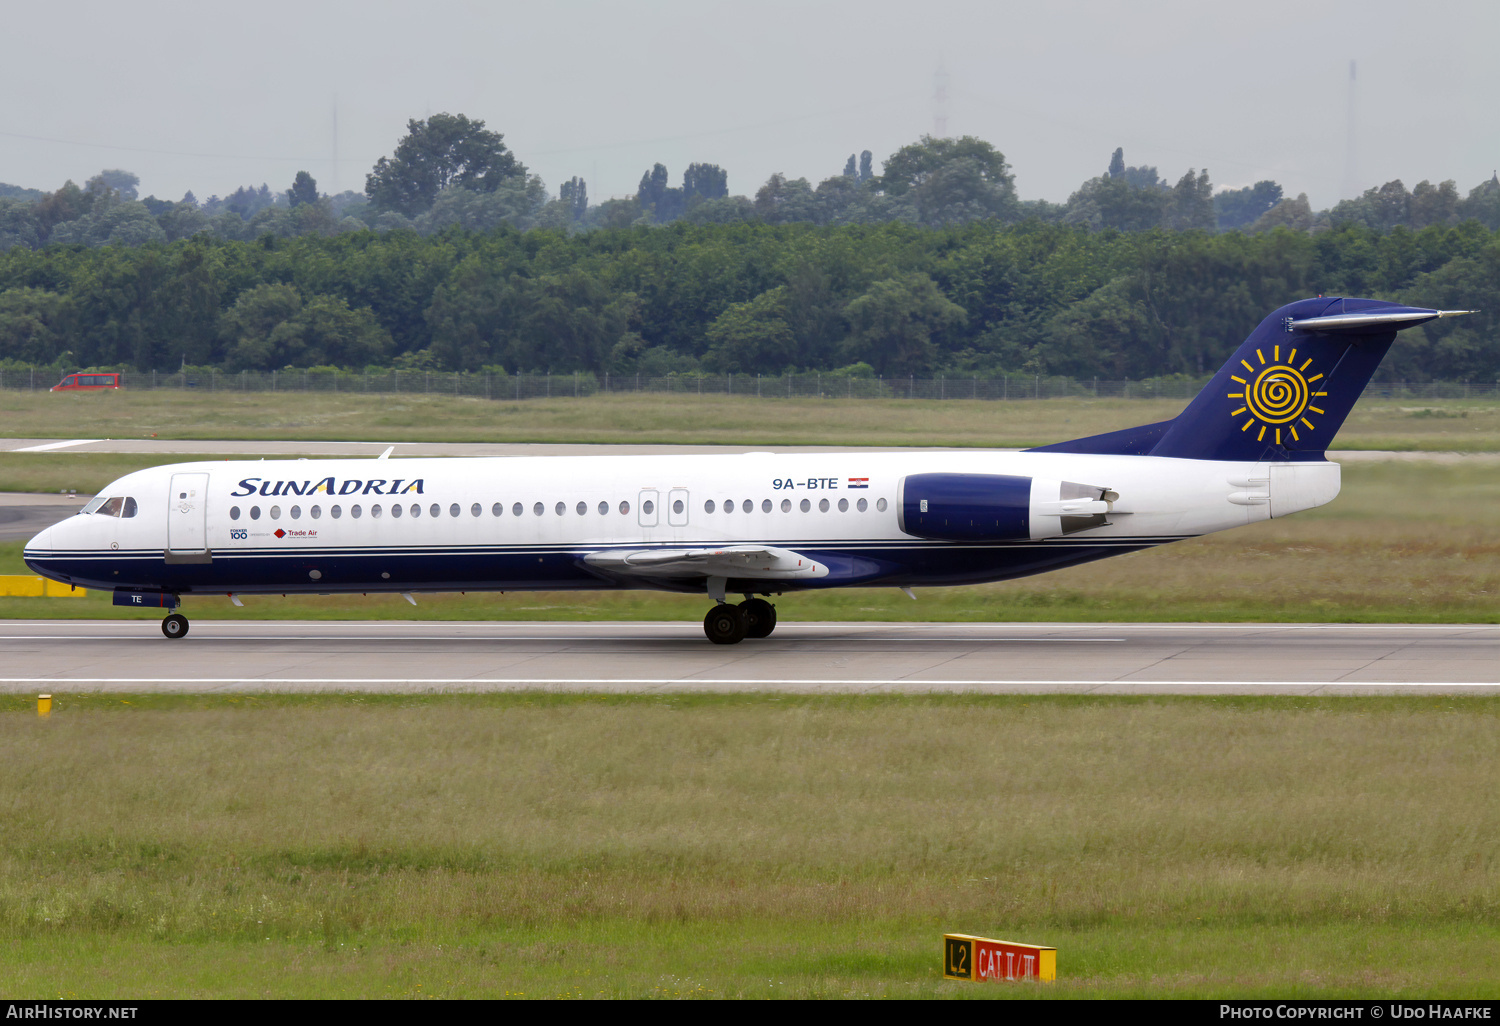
703 603 748 645
741 598 777 638
161 613 189 640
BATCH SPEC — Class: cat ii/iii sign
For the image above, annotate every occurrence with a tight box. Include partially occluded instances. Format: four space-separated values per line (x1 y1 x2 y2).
943 934 1056 982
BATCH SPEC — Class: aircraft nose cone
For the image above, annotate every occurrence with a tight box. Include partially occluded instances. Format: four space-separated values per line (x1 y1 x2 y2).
25 524 53 552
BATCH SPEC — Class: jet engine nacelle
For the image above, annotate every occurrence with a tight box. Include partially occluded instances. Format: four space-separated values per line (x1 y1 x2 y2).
897 473 1116 542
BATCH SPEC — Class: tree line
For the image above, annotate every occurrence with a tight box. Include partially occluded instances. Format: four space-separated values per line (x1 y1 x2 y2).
1 215 1494 382
0 114 1496 381
3 114 1498 251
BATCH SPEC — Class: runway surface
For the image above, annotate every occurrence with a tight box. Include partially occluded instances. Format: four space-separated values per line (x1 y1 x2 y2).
1 621 1496 695
0 492 88 542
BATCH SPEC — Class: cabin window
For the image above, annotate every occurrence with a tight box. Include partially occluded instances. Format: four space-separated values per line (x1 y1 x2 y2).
229 506 241 521
411 504 421 517
250 506 261 520
642 499 654 516
876 498 888 512
762 499 772 513
533 502 544 516
269 506 281 520
513 502 523 516
598 501 609 515
311 505 322 519
837 498 848 512
819 498 829 512
704 499 716 514
781 498 791 513
391 503 403 518
451 504 461 517
857 498 867 512
331 505 342 519
673 499 684 515
371 505 382 518
351 505 363 519
799 498 810 513
492 503 503 517
290 505 301 519
575 501 586 515
619 500 630 515
555 501 566 516
471 503 482 517
430 504 440 518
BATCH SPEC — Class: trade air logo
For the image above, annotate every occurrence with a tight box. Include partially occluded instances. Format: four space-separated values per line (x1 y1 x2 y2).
1228 345 1327 446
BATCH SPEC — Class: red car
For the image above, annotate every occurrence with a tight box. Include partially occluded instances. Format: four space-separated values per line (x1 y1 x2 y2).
51 372 121 391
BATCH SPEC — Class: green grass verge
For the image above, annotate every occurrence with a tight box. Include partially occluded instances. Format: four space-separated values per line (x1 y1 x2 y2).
4 389 1500 449
5 460 1498 623
2 693 1496 998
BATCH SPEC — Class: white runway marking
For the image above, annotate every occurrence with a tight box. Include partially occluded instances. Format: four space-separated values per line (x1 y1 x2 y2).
1 677 1494 689
9 439 102 452
0 634 1126 643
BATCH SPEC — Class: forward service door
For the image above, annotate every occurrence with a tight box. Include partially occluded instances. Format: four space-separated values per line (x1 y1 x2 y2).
167 472 211 559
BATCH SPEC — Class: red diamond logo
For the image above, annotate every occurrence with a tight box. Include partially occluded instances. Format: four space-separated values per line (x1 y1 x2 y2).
274 529 286 538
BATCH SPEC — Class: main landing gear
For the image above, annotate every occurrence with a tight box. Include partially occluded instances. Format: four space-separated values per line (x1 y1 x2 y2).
161 613 189 639
703 598 777 645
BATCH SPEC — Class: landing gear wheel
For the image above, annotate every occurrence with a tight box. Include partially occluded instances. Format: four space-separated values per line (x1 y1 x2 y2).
740 598 777 638
703 603 748 645
161 613 189 639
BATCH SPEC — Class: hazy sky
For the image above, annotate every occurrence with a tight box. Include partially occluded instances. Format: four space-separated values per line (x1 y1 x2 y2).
2 0 1496 210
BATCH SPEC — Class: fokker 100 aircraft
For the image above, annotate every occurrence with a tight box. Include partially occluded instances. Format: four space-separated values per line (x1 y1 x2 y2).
25 297 1470 643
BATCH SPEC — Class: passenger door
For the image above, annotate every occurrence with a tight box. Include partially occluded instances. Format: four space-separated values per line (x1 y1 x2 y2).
168 473 210 554
668 488 689 527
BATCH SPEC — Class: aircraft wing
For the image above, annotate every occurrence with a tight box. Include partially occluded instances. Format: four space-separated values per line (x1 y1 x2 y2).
582 545 828 581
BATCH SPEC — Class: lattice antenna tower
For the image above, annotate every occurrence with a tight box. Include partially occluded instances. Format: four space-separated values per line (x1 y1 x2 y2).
331 93 339 196
933 62 950 138
1340 60 1358 200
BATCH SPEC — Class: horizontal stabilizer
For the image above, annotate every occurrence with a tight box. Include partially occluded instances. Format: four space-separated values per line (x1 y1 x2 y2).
583 545 828 580
1286 309 1474 333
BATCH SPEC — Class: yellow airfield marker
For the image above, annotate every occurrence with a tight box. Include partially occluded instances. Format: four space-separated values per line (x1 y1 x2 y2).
37 694 52 718
944 933 1055 982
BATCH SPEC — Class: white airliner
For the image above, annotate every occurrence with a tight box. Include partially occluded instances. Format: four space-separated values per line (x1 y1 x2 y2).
24 298 1469 643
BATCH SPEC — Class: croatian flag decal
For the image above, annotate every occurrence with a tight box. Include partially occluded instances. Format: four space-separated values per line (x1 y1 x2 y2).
847 477 869 489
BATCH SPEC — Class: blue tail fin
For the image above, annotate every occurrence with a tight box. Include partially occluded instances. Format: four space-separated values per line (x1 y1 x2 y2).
1032 297 1468 462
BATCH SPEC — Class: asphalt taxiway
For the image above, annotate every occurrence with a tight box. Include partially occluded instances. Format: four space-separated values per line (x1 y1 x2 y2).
0 621 1495 695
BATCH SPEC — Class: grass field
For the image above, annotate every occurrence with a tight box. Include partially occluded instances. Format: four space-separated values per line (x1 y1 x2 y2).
4 459 1498 623
4 388 1500 450
1 693 1495 998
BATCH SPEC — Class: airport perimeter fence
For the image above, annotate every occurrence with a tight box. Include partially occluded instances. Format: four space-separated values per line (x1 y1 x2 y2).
2 366 1497 402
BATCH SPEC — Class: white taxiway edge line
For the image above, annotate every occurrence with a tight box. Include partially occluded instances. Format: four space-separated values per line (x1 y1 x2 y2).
0 678 1494 687
10 439 103 453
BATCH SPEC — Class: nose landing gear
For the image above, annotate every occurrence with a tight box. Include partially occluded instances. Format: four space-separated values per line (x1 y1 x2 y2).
702 598 777 644
161 613 189 639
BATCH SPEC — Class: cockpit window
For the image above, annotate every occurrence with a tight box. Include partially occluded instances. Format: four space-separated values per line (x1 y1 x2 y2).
82 496 139 517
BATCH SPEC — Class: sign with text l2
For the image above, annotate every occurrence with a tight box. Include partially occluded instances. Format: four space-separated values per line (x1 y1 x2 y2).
943 934 1056 982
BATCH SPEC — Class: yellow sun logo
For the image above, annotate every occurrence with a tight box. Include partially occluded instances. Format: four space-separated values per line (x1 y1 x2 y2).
1227 345 1328 445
